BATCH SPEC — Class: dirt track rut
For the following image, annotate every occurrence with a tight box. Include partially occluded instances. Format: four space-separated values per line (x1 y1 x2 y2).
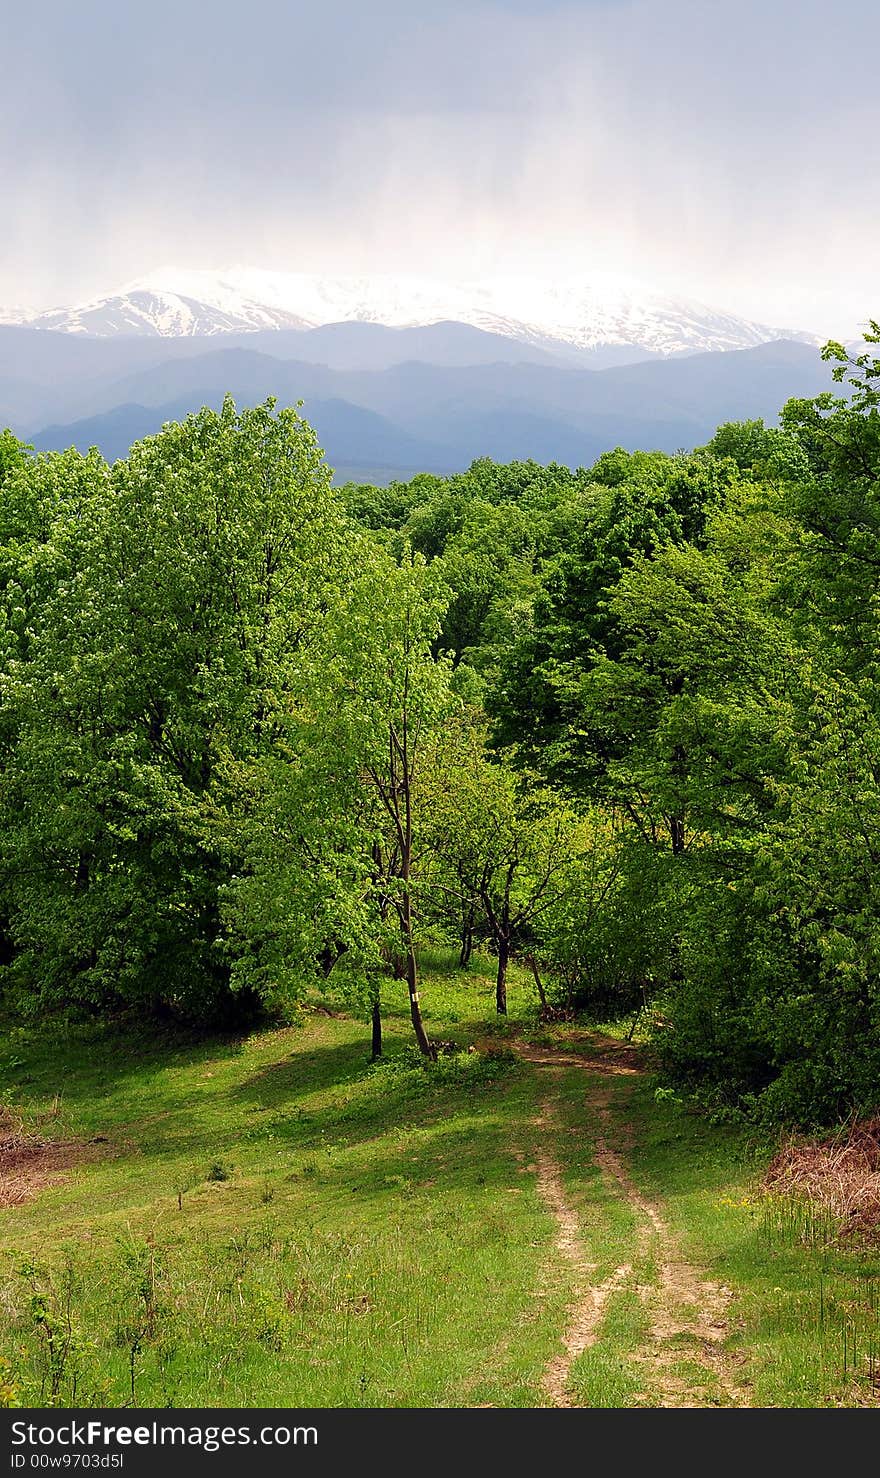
517 1040 748 1408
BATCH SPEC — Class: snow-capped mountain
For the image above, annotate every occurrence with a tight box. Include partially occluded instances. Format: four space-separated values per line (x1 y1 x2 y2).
29 282 311 338
0 304 35 326
9 267 820 358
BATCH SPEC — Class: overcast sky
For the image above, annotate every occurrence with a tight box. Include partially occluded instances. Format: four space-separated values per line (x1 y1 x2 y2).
1 0 875 334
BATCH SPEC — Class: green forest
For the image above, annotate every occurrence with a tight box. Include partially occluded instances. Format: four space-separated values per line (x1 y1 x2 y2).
3 325 880 1123
1 326 880 1410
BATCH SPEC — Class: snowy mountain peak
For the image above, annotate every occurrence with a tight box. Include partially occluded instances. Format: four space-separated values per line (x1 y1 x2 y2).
5 268 821 359
0 304 36 327
29 281 311 338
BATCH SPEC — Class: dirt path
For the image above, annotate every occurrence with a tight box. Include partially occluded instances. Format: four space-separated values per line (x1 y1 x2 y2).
0 1107 103 1208
516 1039 748 1408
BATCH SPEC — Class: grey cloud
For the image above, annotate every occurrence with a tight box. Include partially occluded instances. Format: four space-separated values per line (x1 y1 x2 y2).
1 0 876 334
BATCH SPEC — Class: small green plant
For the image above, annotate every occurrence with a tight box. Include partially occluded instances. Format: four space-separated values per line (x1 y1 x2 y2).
653 1085 683 1108
383 1174 412 1192
172 1169 196 1210
0 1356 19 1408
206 1161 232 1183
16 1258 94 1406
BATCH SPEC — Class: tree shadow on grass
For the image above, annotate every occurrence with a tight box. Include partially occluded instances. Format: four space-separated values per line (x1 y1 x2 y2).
0 1002 536 1223
0 1012 254 1110
229 1037 376 1110
117 1041 527 1176
283 1108 533 1215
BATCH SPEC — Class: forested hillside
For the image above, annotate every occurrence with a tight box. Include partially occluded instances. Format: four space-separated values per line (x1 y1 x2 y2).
1 325 879 1128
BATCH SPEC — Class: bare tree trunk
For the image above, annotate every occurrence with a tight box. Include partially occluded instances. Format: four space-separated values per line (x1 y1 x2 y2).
317 939 346 977
480 872 514 1016
397 705 435 1059
496 934 510 1015
527 953 547 1008
669 814 685 856
458 903 475 969
627 980 650 1040
403 883 434 1056
371 997 382 1059
670 721 686 856
565 969 574 1015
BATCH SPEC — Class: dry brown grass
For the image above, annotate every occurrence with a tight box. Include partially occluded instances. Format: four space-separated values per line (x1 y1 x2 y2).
764 1116 880 1243
0 1106 96 1208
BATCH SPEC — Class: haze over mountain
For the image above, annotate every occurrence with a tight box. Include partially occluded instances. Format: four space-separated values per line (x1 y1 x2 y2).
0 266 844 483
5 269 820 361
24 338 834 482
4 1 876 341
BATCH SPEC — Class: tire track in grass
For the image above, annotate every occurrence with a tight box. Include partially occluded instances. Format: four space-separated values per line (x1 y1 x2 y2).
527 1077 633 1407
517 1040 749 1408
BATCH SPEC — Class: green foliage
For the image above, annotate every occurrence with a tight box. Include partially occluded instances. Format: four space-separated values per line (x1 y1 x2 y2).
490 450 737 782
535 827 674 1015
3 323 880 1122
0 399 346 1021
223 543 452 1050
418 712 587 1009
0 429 31 490
478 330 880 1120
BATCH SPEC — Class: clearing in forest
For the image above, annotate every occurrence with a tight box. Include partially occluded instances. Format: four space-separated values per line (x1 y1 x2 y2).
0 963 877 1409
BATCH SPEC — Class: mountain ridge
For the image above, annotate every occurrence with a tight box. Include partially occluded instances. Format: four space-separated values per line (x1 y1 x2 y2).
4 268 821 361
26 338 833 481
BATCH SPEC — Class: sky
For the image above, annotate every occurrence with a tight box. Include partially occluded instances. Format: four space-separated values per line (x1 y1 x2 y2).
1 0 876 335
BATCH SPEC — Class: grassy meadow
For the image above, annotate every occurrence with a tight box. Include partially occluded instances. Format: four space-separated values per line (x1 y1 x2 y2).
1 956 878 1409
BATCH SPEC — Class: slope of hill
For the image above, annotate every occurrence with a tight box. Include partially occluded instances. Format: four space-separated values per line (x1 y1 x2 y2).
289 320 575 370
1 967 872 1408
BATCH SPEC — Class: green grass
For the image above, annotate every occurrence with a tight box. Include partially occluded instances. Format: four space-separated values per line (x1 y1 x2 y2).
1 956 878 1408
569 1291 650 1408
0 964 571 1408
607 1076 880 1407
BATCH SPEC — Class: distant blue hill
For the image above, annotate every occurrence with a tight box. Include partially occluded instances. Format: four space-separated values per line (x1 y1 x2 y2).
19 337 834 481
31 396 459 474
